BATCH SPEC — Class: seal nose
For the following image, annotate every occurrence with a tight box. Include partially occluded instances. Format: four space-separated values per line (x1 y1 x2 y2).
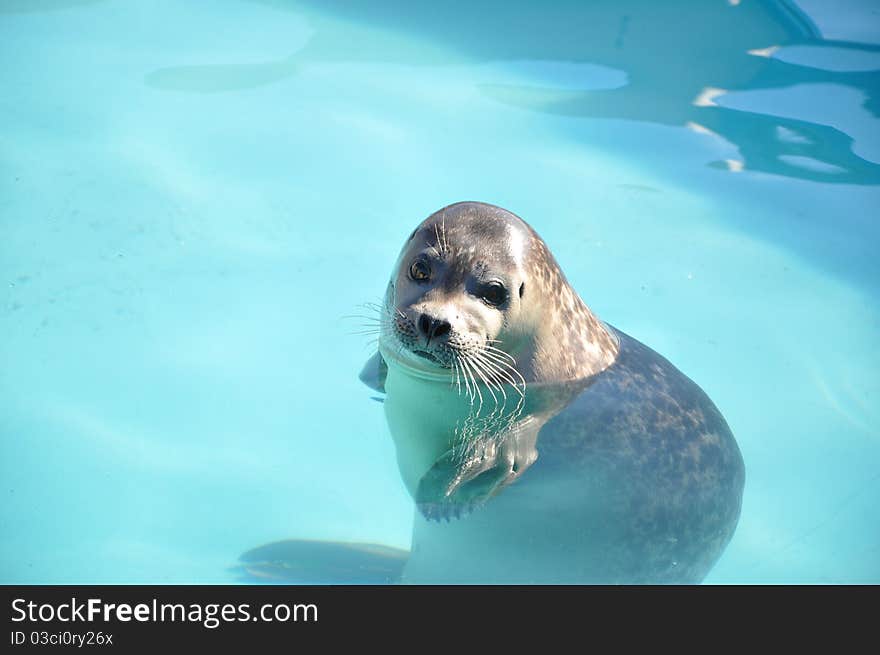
418 314 451 344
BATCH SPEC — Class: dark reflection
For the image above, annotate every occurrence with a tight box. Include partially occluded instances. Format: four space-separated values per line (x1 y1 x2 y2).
245 0 880 184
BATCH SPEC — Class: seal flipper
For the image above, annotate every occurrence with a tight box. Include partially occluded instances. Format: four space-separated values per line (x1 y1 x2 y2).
416 417 543 521
236 539 408 584
359 351 387 393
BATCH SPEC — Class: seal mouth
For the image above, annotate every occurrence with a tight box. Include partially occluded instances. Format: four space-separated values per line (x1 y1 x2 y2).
412 349 441 364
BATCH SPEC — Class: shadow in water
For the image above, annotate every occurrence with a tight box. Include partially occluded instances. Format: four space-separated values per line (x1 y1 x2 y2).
266 0 880 185
151 0 880 183
236 539 407 584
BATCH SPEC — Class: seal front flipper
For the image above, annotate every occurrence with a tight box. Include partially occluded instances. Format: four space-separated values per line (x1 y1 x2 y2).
359 351 387 394
415 417 542 521
237 539 408 584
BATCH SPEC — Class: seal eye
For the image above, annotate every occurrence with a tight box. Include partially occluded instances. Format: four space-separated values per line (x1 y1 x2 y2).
481 282 508 307
410 259 431 282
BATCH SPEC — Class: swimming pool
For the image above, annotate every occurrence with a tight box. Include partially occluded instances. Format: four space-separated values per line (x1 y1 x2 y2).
1 0 878 584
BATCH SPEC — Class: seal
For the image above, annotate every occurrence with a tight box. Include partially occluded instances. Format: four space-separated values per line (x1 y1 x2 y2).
241 201 745 584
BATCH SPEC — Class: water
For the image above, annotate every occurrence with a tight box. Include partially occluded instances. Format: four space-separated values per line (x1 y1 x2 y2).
1 0 878 584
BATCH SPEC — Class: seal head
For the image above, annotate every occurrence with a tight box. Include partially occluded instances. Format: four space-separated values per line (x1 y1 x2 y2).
381 201 619 387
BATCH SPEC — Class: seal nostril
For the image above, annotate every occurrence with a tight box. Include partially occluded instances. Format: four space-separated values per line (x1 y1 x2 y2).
433 320 451 338
418 314 451 343
418 314 432 336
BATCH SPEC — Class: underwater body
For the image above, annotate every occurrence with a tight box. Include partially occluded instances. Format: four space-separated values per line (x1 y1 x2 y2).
1 0 879 584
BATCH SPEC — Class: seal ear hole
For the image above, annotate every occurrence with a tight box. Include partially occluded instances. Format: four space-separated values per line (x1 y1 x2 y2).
519 283 525 298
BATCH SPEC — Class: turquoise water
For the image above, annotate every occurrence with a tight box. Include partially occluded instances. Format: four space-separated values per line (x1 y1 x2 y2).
1 0 878 584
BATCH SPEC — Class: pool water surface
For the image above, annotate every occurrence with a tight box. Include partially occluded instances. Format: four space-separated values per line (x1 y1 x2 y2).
1 0 878 584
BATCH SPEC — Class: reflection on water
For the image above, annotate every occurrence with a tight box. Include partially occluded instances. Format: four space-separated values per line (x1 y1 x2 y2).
217 0 880 184
772 44 880 72
714 82 880 172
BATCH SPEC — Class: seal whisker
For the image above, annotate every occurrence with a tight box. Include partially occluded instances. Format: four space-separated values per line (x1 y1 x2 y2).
348 299 398 326
479 350 527 392
481 354 526 389
457 352 474 403
474 351 524 396
473 356 507 400
483 351 519 373
476 348 519 376
454 357 464 396
484 344 519 366
464 357 484 411
474 356 526 424
466 354 500 408
468 351 504 391
352 321 389 329
468 355 509 416
473 355 524 419
348 324 388 335
459 356 483 410
433 222 445 258
342 317 394 331
355 302 398 325
355 302 385 314
341 314 388 322
346 304 396 347
460 359 476 407
479 352 523 382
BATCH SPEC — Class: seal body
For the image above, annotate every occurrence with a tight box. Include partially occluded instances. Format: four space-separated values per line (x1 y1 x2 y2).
372 201 744 584
241 201 744 584
399 327 744 583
